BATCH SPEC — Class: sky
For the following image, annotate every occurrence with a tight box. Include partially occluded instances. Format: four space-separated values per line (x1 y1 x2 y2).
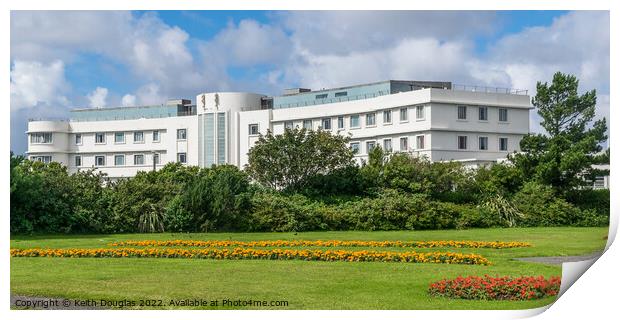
10 10 610 155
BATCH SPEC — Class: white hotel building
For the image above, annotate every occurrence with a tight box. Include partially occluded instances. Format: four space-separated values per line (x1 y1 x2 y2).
27 80 532 179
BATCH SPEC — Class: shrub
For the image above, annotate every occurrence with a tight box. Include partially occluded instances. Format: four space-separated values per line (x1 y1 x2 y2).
565 189 610 216
512 182 581 227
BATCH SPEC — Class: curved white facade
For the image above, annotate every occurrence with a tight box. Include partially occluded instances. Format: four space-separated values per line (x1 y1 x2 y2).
26 82 532 178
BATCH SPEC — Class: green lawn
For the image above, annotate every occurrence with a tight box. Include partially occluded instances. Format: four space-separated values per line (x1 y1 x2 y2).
10 227 608 310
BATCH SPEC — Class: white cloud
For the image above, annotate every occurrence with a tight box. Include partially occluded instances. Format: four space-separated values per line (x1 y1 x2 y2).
87 87 108 107
10 60 70 111
134 83 166 105
121 94 137 106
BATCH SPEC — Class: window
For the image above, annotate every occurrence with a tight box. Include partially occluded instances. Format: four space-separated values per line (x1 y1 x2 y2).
153 153 160 165
335 91 347 97
322 118 332 130
95 155 106 166
350 115 360 128
416 135 425 149
366 141 376 153
478 107 488 121
383 139 392 152
499 137 509 151
134 131 144 143
177 152 187 164
114 132 125 143
95 132 106 144
75 134 82 145
177 129 187 140
75 155 81 167
249 124 259 135
350 142 360 154
315 93 328 99
30 132 53 144
152 130 160 142
499 108 508 122
383 110 392 124
400 137 408 151
284 121 294 130
458 136 468 150
400 108 408 122
114 155 125 166
303 120 312 130
366 113 376 126
337 116 344 129
31 155 52 163
134 154 145 165
479 137 488 150
416 105 425 120
457 106 467 120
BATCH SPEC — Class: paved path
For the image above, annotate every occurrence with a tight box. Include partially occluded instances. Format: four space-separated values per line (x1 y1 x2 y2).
11 295 105 310
514 252 603 265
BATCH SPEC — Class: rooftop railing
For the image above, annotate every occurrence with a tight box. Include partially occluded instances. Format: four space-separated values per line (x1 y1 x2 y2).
452 84 528 95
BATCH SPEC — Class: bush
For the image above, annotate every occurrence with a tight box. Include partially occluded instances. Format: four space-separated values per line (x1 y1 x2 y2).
249 192 326 232
565 189 610 216
513 182 581 227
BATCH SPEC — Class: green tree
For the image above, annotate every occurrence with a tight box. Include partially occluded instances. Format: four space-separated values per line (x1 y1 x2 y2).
245 128 354 192
512 72 608 193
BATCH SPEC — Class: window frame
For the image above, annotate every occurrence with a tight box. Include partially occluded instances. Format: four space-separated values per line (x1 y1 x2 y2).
177 152 187 164
383 138 392 152
416 135 425 150
95 155 106 166
134 131 144 143
30 132 53 144
478 106 488 121
95 132 106 144
457 105 467 120
322 118 332 130
350 142 360 154
75 134 82 145
152 130 160 142
74 155 82 167
114 132 125 144
366 113 376 126
350 115 360 129
114 154 125 166
134 154 145 165
383 110 392 124
176 129 187 140
366 141 376 153
499 137 509 151
249 123 260 135
415 105 425 120
499 108 509 122
337 116 344 129
153 153 160 165
399 108 409 122
400 137 408 151
478 136 489 150
302 120 313 130
457 136 468 150
284 121 294 130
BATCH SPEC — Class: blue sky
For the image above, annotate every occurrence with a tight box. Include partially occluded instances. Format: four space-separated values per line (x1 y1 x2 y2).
10 10 609 154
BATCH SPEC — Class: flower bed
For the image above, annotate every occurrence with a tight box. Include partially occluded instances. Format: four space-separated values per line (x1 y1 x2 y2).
428 275 561 300
11 248 491 265
109 239 531 249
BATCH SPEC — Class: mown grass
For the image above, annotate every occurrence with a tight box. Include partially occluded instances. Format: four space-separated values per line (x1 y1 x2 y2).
10 227 608 310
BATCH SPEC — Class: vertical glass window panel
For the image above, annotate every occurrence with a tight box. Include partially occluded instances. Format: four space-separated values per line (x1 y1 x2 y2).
115 132 125 143
153 153 160 164
114 155 124 166
152 130 160 142
350 142 360 154
499 138 508 151
335 91 347 97
177 129 187 140
249 124 259 135
177 153 187 163
134 131 144 143
284 121 294 130
416 105 425 119
217 113 226 164
416 135 425 149
458 106 467 120
303 120 312 130
350 115 360 128
478 107 488 121
400 108 408 121
75 156 81 167
479 137 488 150
400 137 408 151
95 156 106 166
95 133 105 143
366 141 376 153
366 113 376 126
322 118 331 130
205 113 215 167
134 154 144 165
383 139 392 152
499 108 508 122
383 110 392 123
458 136 467 150
75 134 82 145
337 116 344 129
